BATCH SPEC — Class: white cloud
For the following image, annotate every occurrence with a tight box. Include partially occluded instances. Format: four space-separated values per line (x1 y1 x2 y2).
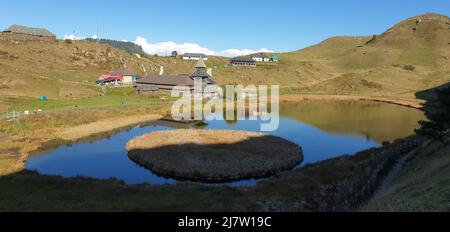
133 36 274 57
134 37 214 56
64 34 99 40
62 35 274 57
63 34 85 40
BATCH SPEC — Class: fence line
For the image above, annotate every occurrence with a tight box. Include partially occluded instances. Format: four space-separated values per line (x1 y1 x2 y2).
319 135 425 212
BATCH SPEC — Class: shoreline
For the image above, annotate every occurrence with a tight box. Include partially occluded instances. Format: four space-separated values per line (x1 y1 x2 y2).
3 94 423 175
0 99 428 211
0 132 425 211
1 113 163 175
280 95 425 110
56 114 163 142
3 94 423 174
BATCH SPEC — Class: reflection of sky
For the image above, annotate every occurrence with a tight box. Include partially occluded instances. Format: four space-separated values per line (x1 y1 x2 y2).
205 117 379 165
26 117 379 187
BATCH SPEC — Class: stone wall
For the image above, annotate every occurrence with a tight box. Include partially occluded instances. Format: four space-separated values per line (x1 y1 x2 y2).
0 32 56 42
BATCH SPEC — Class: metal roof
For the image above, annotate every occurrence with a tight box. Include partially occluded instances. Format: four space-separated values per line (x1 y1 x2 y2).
137 75 195 86
191 70 211 78
250 52 270 58
230 57 256 63
3 24 55 37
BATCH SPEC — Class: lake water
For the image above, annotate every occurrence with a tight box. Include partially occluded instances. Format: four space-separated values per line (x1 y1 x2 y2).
26 101 425 186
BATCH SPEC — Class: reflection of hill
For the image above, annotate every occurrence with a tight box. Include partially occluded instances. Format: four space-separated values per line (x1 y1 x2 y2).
280 101 425 143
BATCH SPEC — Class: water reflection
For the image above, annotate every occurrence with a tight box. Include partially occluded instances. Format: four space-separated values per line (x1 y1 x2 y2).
280 100 424 143
26 101 425 186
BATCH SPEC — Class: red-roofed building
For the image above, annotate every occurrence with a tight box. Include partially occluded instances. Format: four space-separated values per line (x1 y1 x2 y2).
97 68 139 86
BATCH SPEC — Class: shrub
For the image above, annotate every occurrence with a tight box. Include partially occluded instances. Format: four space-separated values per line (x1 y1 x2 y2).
85 38 145 55
416 86 450 140
403 65 415 71
365 35 377 45
360 79 382 89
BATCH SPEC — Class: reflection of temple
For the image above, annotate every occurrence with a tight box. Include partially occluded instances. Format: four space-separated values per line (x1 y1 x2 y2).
154 120 196 129
153 118 210 129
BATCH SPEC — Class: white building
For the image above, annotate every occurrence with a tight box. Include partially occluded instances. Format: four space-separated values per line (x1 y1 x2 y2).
182 53 208 61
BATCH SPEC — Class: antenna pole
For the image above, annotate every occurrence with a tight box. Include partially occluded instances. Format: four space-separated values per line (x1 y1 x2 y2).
96 19 99 43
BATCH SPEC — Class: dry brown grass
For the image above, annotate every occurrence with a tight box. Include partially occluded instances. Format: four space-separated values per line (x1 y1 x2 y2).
57 114 162 141
126 129 303 182
0 107 168 176
1 14 449 104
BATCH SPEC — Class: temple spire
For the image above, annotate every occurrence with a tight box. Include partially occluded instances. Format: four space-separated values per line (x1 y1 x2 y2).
195 58 207 70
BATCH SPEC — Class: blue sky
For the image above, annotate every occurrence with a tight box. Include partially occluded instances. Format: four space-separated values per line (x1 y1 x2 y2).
0 0 449 56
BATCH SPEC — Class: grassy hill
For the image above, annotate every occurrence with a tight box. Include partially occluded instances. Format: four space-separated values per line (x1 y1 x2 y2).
0 40 159 99
291 13 450 97
0 13 449 112
132 13 450 97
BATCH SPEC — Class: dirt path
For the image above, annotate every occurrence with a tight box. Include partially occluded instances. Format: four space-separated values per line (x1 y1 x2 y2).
370 153 412 202
280 95 425 110
57 114 163 141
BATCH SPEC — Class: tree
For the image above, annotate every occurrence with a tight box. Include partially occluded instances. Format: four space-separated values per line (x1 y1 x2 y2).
416 86 450 141
171 51 178 57
85 38 145 55
365 35 377 45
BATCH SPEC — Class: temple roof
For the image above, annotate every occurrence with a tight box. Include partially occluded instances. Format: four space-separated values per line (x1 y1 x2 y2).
195 58 207 69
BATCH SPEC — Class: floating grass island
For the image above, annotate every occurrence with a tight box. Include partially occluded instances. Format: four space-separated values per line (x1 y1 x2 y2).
126 129 303 183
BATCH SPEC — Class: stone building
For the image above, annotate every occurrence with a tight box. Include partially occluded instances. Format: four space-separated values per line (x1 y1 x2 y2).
1 24 56 42
135 58 216 93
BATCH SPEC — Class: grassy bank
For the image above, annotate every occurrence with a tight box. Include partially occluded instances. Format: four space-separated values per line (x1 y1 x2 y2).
0 135 422 211
0 91 172 177
0 99 440 211
0 87 174 134
0 171 240 211
0 87 172 113
360 139 450 211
